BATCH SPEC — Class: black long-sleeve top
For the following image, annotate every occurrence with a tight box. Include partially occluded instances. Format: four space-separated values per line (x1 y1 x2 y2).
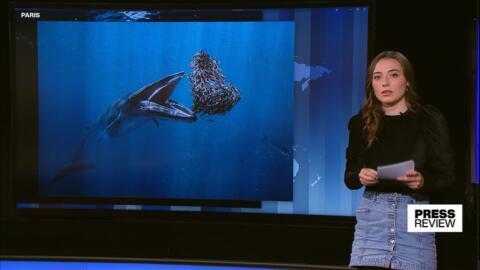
344 105 455 196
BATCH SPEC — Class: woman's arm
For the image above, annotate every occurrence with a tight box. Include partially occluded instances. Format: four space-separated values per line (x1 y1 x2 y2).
344 115 367 190
417 105 455 192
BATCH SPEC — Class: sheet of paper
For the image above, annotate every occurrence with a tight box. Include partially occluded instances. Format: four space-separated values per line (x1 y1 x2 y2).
377 160 415 180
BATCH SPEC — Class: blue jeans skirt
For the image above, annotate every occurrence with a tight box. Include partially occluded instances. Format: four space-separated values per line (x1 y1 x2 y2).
349 191 436 270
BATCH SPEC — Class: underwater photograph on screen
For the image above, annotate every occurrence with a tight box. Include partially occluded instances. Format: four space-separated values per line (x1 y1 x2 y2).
13 6 370 216
37 21 295 201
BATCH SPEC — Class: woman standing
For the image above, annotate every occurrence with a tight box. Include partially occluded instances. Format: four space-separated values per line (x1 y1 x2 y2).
345 51 455 270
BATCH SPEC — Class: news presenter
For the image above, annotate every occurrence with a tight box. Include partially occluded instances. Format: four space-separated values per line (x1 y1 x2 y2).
344 51 454 269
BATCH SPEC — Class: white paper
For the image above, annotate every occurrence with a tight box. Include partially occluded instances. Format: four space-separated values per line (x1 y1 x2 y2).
377 160 415 180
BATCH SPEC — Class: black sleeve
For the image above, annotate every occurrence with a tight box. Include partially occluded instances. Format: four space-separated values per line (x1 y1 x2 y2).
344 114 366 190
417 105 455 192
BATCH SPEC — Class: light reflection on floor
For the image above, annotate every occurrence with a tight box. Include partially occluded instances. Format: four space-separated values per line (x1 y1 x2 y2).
0 260 282 270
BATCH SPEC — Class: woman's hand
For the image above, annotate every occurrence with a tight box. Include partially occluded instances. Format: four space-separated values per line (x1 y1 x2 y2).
397 170 424 190
359 168 379 186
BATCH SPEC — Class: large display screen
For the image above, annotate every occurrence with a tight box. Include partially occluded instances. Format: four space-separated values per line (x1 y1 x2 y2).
38 20 294 202
12 5 369 216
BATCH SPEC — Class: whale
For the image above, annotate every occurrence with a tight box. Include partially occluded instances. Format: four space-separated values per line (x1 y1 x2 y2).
51 71 196 183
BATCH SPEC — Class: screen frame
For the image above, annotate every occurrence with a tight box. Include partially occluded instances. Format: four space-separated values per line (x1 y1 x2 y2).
4 0 375 223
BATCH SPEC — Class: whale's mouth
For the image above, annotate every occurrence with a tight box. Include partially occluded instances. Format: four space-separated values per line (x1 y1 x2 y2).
135 71 196 122
145 71 186 103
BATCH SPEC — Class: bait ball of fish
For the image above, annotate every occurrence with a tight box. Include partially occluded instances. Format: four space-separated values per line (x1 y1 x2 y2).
189 49 241 115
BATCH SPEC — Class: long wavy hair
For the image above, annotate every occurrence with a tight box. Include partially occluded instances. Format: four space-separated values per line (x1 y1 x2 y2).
362 51 421 147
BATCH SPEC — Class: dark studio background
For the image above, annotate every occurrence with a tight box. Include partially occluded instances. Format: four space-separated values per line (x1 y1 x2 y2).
0 0 478 269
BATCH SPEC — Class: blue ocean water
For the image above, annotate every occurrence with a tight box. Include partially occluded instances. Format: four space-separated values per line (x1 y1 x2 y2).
38 21 294 201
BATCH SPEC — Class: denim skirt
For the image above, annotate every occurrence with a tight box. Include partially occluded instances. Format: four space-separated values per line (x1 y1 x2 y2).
349 191 436 270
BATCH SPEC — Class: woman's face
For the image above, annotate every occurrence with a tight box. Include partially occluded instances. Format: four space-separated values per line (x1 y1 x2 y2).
372 58 409 107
